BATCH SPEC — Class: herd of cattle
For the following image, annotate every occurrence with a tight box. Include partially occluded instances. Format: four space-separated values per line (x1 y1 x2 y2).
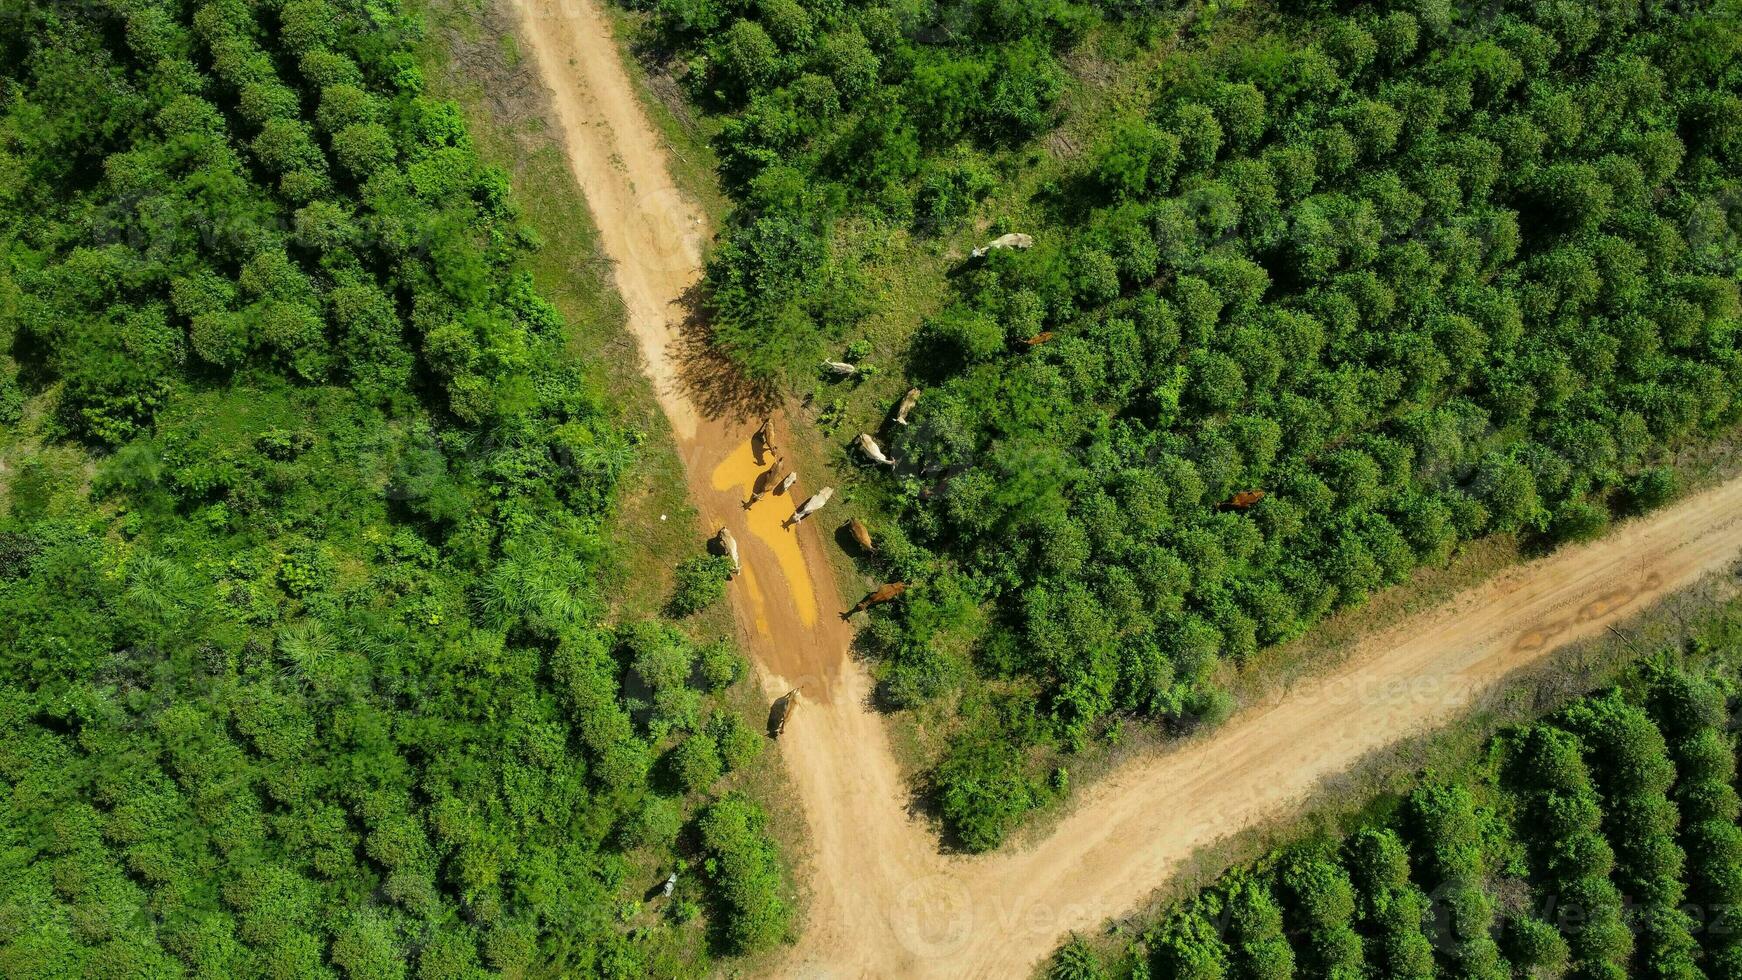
712 395 919 691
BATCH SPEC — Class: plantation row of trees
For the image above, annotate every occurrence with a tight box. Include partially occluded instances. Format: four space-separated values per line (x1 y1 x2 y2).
626 0 1117 378
626 0 1742 850
702 0 1742 847
0 0 786 975
1047 651 1742 979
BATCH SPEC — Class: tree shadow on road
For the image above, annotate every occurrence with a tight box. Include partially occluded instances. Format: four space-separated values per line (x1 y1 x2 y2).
671 283 779 423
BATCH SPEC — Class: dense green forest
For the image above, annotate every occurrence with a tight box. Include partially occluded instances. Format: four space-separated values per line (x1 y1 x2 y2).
0 0 788 975
629 0 1742 848
1044 628 1742 980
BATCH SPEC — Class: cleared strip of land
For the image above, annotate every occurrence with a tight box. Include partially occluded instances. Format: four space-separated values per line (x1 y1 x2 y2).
513 1 1742 973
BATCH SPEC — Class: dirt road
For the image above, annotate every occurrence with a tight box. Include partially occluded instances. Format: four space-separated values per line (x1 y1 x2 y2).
509 5 935 968
513 2 1742 975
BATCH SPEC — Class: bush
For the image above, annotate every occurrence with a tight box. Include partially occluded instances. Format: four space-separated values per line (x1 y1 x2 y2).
671 733 723 792
1549 497 1609 544
1624 467 1680 514
934 733 1041 852
0 369 25 423
669 554 733 616
711 712 763 772
714 20 780 99
1047 936 1108 980
1094 116 1180 200
626 622 695 693
1226 876 1293 979
914 150 996 232
696 796 791 953
623 796 684 850
697 639 746 691
1506 917 1568 972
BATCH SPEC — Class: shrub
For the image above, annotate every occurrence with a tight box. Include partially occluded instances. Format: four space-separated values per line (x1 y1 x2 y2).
1226 876 1293 979
1549 497 1609 544
1624 467 1679 514
1047 936 1108 980
714 20 780 98
671 733 723 792
711 713 762 772
696 796 791 953
697 639 746 691
669 554 733 616
623 796 684 850
934 733 1041 852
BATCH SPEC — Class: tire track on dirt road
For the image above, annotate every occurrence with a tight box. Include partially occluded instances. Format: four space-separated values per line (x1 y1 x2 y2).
512 2 1742 974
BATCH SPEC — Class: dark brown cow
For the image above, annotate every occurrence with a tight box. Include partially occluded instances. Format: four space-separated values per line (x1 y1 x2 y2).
848 582 908 616
768 689 799 738
753 417 776 460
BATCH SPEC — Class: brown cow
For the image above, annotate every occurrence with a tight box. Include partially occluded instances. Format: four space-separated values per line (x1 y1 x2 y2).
768 689 799 738
752 418 775 461
847 517 875 554
747 456 785 507
847 582 908 616
1227 489 1267 509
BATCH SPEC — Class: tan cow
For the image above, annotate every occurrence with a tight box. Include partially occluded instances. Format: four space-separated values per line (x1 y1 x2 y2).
971 232 1034 259
713 526 739 574
857 433 896 467
848 517 875 554
893 387 921 426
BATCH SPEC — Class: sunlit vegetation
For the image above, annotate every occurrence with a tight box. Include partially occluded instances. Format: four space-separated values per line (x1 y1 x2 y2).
631 0 1742 848
1047 645 1742 979
0 0 788 974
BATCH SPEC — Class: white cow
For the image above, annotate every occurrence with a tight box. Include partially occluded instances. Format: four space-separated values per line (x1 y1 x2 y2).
971 232 1034 259
786 487 834 527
